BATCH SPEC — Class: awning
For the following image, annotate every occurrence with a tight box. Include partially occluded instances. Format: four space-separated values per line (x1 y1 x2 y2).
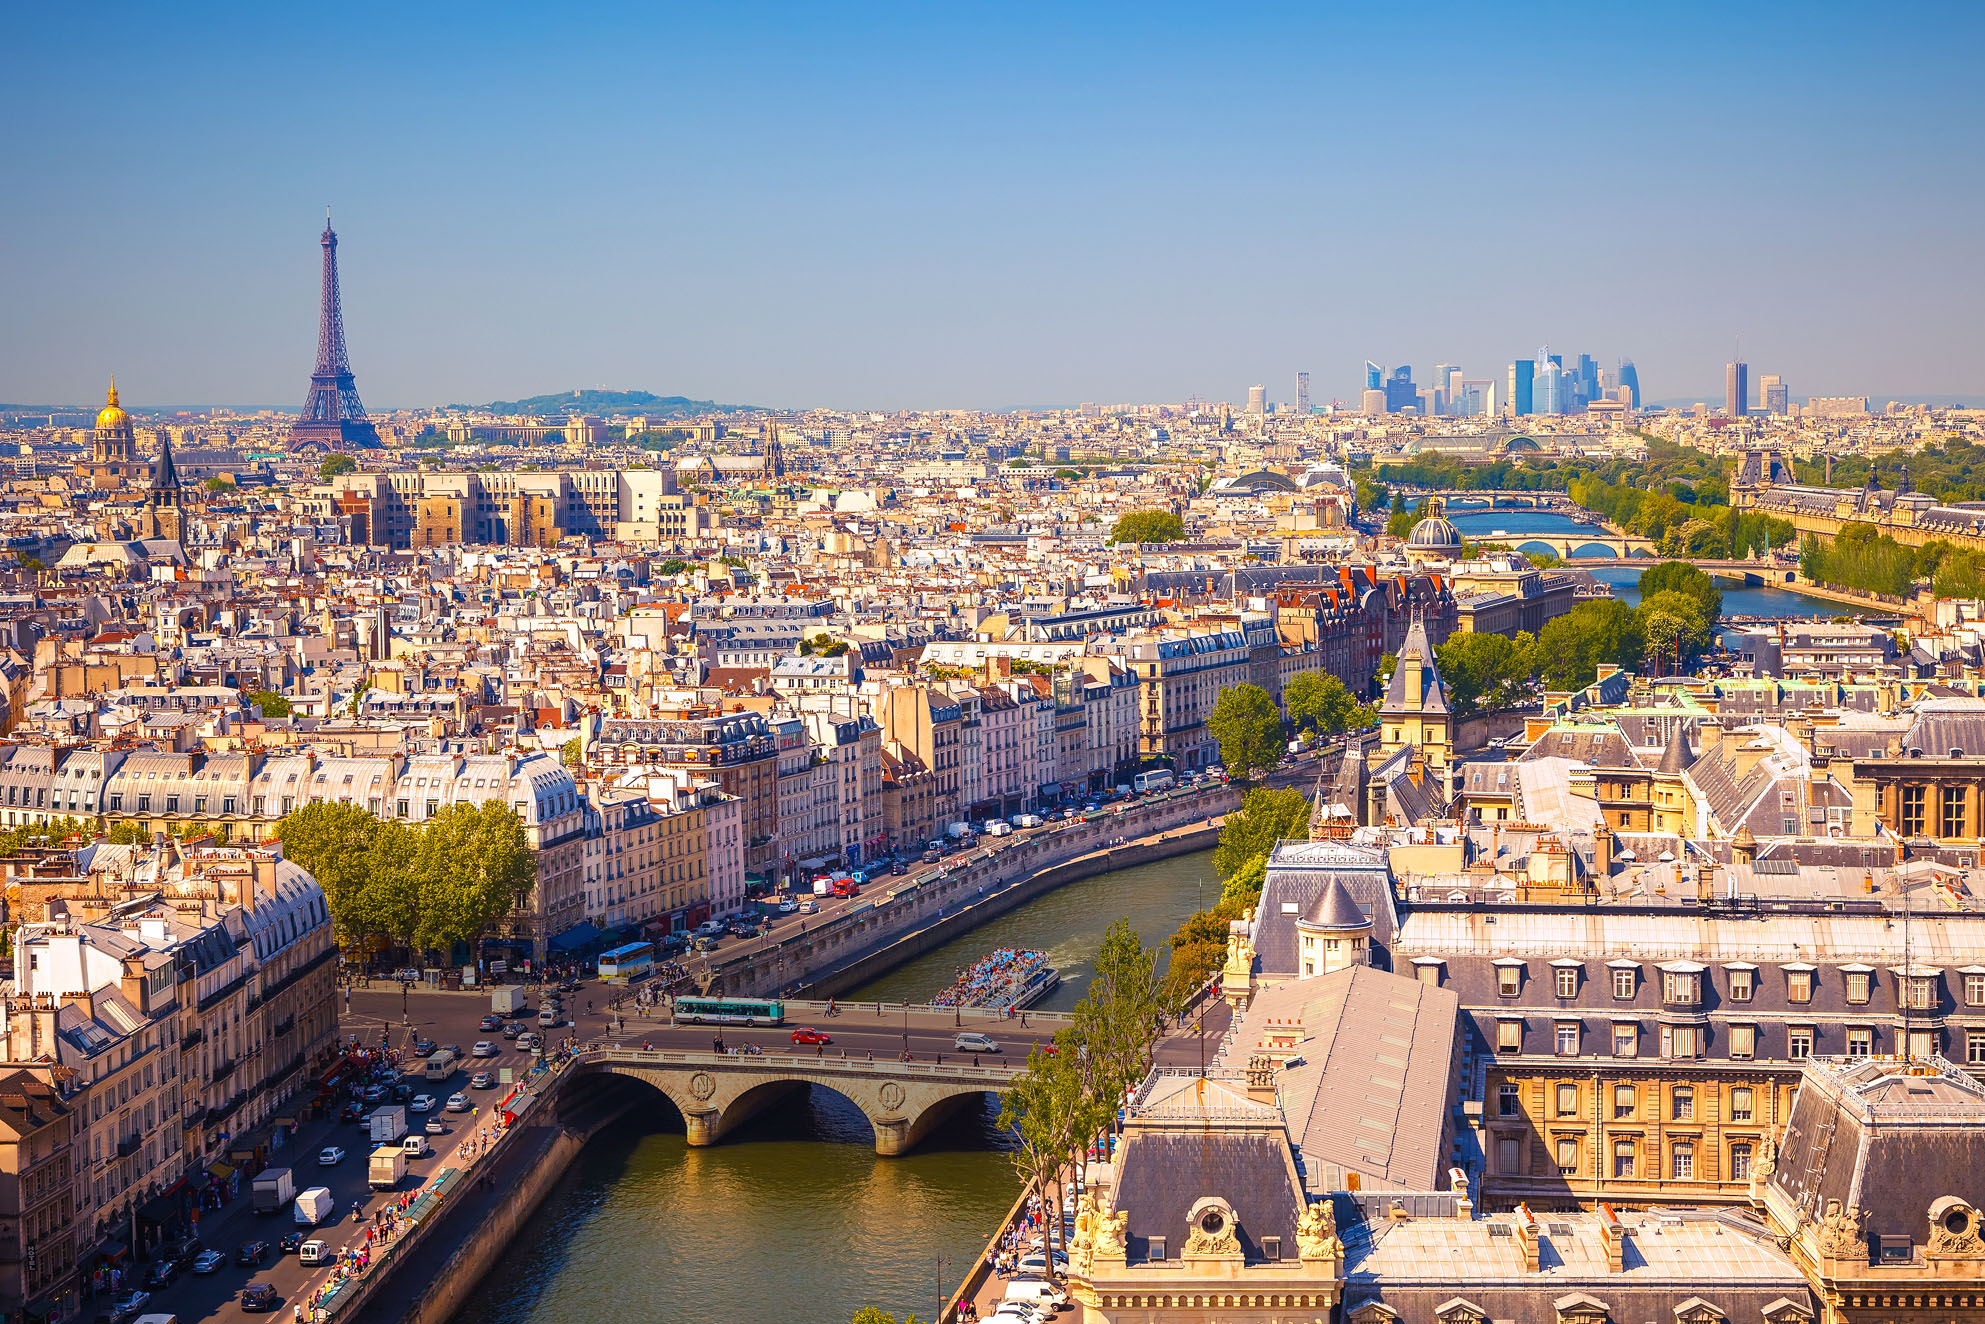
548 922 602 952
207 1161 234 1180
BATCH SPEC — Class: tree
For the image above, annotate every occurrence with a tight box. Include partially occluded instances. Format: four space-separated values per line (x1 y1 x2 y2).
1637 589 1711 676
1533 599 1644 691
560 738 582 768
1206 684 1285 782
1108 509 1185 544
106 822 151 845
204 476 236 492
412 802 536 952
1283 672 1368 738
273 802 381 947
1080 920 1168 1099
1385 504 1419 540
1212 786 1311 878
998 1033 1091 1283
319 454 357 481
1433 632 1536 717
658 558 690 576
1637 562 1723 627
247 689 290 718
850 1312 928 1324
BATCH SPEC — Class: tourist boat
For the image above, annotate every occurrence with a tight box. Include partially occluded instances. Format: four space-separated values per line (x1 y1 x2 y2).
932 948 1060 1012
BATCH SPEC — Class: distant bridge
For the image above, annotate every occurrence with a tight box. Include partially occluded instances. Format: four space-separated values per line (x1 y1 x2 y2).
1566 556 1798 584
1473 533 1659 559
1425 490 1580 511
565 1046 1020 1156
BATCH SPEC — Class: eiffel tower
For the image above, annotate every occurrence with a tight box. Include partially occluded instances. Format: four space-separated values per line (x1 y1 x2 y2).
289 211 380 452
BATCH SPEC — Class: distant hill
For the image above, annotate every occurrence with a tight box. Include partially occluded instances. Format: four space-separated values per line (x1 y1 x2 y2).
468 388 751 416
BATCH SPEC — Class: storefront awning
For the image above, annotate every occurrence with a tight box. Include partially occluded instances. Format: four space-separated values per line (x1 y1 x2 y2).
548 921 601 952
207 1161 234 1180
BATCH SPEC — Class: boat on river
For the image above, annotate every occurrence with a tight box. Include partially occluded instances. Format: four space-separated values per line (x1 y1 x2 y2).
931 947 1060 1011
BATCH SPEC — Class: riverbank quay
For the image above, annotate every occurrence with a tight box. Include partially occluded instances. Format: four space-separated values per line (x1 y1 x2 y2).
703 787 1237 998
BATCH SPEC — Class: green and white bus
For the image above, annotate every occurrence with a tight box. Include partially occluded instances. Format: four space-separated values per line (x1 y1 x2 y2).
671 996 786 1027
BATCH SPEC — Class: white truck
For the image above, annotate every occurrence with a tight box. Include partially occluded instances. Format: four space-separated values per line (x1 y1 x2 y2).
490 985 527 1016
368 1145 408 1190
945 821 973 840
251 1167 294 1215
368 1105 407 1145
293 1186 335 1226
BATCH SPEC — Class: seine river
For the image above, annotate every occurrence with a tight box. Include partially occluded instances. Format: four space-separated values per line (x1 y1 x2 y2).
458 848 1215 1324
1441 506 1838 619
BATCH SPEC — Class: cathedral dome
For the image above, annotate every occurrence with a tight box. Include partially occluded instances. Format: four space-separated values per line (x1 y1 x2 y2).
1406 515 1462 549
96 381 130 433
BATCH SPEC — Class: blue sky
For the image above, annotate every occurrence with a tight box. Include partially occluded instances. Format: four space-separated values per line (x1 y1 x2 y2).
3 2 1981 411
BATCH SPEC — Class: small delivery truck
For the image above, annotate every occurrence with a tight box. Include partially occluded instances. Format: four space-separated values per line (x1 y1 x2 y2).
368 1145 408 1190
490 985 526 1016
368 1105 407 1145
293 1187 335 1226
250 1168 294 1215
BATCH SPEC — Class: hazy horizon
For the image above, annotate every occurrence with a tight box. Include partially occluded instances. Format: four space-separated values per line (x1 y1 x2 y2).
5 3 1981 413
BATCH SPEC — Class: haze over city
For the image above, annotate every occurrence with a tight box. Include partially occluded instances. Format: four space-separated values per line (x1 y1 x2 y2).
4 1 1983 412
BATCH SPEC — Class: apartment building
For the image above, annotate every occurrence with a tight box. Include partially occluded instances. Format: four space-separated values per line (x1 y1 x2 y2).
589 714 780 883
0 1071 79 1321
1094 627 1252 773
876 687 964 829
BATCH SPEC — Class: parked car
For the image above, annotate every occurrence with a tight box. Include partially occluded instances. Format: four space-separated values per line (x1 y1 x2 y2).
191 1249 226 1274
241 1281 281 1312
410 1094 436 1113
317 1145 345 1166
790 1027 832 1045
471 1071 495 1089
446 1093 470 1112
471 1041 499 1057
237 1240 271 1266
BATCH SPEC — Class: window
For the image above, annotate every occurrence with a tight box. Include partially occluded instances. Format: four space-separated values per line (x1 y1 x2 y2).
1907 976 1938 1010
1555 967 1579 998
1944 784 1967 834
1613 1024 1637 1058
1556 1023 1579 1056
1662 1025 1700 1059
1497 1021 1522 1054
1613 1084 1637 1119
1848 1028 1873 1057
1789 1028 1814 1060
1556 1137 1579 1175
1613 1140 1637 1179
1967 973 1985 1007
1731 1087 1753 1122
1499 1084 1519 1117
1967 1030 1985 1066
1727 969 1754 1001
1901 784 1926 836
1497 1137 1524 1175
1673 1086 1695 1120
1662 972 1699 1004
1260 1236 1280 1261
1498 966 1521 997
1611 968 1635 1000
1786 970 1814 1003
1909 1029 1937 1059
1845 971 1871 1004
1416 963 1441 986
1730 1143 1753 1181
1672 1142 1695 1180
1556 1083 1578 1116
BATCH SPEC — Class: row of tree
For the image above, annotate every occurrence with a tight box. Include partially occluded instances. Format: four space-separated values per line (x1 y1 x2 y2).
1108 509 1185 544
1793 437 1985 503
1206 674 1374 783
1796 523 1985 600
273 800 537 958
995 920 1171 1288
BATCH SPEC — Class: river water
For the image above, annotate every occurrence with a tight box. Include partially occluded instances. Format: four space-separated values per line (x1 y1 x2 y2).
460 848 1216 1324
1441 506 1838 619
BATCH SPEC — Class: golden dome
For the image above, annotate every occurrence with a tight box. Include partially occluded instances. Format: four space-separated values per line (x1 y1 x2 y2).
96 379 130 432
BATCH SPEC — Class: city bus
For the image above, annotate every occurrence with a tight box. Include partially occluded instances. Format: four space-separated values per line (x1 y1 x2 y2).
1132 769 1175 794
671 996 786 1027
597 942 655 984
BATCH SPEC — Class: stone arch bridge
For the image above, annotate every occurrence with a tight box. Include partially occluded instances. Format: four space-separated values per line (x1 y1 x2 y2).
560 1046 1021 1156
1485 532 1658 559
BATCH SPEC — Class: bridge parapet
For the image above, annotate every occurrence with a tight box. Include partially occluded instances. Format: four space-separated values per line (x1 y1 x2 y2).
567 1047 1021 1156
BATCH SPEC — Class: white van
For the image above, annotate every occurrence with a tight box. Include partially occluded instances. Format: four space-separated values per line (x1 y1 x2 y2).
402 1134 429 1158
298 1239 331 1265
1004 1277 1070 1311
955 1032 1001 1053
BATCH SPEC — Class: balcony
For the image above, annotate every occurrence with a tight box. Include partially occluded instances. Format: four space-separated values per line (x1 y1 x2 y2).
180 1027 204 1052
115 1134 141 1159
209 1058 237 1085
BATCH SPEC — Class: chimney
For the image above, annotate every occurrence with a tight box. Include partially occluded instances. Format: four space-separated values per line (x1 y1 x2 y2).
1597 1203 1627 1272
1245 1053 1276 1105
1449 1168 1474 1221
1515 1203 1542 1271
1695 863 1714 904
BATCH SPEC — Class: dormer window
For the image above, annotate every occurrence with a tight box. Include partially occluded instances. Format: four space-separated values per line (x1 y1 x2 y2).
1662 971 1700 1005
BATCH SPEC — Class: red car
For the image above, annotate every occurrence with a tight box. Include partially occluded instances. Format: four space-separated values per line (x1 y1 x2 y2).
790 1028 833 1046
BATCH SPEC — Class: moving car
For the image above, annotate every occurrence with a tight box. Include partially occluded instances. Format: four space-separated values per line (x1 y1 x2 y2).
108 1289 149 1319
338 1103 365 1124
413 1037 437 1056
278 1232 305 1254
236 1240 270 1266
955 1032 1001 1053
424 1118 445 1135
190 1250 226 1275
479 1014 504 1031
410 1094 436 1113
240 1282 281 1313
471 1071 495 1089
298 1239 331 1265
789 1027 832 1045
318 1146 345 1166
776 898 798 914
501 1023 523 1040
446 1092 470 1112
471 1041 499 1057
141 1261 177 1289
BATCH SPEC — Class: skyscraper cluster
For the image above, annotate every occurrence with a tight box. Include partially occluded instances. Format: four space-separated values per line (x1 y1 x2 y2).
1361 349 1636 418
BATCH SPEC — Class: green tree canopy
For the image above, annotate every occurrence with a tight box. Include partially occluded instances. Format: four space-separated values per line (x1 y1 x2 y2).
204 476 236 492
318 454 357 480
1638 561 1723 625
1433 631 1536 718
1533 599 1645 691
1283 671 1370 738
1108 509 1185 544
247 689 290 718
1637 589 1712 675
1212 786 1312 878
1206 684 1285 782
273 802 381 946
